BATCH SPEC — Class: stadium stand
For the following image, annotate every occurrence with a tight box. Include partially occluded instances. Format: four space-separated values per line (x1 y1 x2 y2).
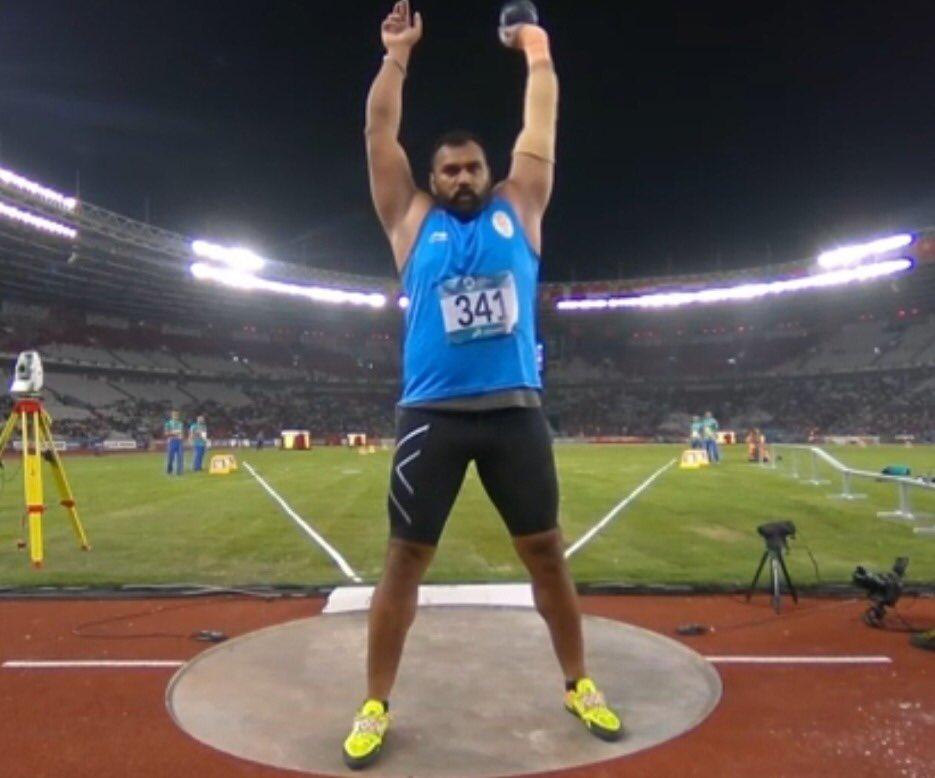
1 157 933 448
2 288 932 445
184 381 253 407
43 372 130 406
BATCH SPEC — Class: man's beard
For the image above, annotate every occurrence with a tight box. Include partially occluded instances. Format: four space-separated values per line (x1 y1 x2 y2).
439 186 490 219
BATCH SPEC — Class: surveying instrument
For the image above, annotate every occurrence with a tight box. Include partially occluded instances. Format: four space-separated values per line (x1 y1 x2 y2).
746 521 798 614
0 351 90 567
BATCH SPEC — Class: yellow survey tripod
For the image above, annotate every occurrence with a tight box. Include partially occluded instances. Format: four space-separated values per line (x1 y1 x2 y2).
0 396 90 567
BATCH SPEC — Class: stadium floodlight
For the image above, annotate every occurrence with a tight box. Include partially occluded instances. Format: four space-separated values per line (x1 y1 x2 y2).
192 240 267 272
0 201 78 240
817 233 913 269
555 258 914 312
190 262 387 309
0 166 77 211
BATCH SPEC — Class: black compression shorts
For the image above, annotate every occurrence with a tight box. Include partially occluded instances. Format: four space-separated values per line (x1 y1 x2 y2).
387 406 559 546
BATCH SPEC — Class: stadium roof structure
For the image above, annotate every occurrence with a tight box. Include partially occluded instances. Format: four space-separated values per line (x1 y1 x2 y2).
1 162 933 325
0 166 396 325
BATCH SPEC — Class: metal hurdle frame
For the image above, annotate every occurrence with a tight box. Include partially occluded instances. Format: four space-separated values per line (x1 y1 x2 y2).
763 444 935 535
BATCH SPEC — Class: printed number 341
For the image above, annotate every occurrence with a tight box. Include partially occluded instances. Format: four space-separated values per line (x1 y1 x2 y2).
454 290 506 327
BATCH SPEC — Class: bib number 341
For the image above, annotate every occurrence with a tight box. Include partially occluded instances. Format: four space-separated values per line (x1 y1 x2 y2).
439 273 519 344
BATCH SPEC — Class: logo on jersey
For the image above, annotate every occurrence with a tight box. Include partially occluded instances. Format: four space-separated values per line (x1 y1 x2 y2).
429 231 449 244
492 211 515 239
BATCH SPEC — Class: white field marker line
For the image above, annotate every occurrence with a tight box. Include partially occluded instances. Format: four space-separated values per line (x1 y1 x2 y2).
705 656 892 665
3 655 893 671
2 660 184 669
243 461 362 583
564 459 677 559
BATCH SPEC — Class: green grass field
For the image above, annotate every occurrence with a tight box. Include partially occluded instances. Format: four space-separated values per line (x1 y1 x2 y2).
0 444 933 589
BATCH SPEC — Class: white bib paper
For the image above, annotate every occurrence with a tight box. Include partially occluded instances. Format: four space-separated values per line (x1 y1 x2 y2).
438 273 519 344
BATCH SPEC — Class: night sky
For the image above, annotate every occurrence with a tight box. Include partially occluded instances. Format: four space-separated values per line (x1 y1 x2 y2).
0 0 932 282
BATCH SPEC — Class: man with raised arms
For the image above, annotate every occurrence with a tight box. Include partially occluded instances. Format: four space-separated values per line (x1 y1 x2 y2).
343 1 623 768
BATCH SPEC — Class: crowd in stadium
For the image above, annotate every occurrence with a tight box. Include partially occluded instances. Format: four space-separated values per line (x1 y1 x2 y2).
2 301 933 445
4 365 929 446
35 392 397 445
549 371 935 442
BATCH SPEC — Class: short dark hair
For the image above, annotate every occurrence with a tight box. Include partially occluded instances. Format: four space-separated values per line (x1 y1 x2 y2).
431 130 486 166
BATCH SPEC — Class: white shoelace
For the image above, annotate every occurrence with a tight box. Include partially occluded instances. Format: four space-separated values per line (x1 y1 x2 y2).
353 715 386 735
578 691 606 711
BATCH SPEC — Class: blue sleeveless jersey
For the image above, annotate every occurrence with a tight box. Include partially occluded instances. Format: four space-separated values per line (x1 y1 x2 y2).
400 196 542 405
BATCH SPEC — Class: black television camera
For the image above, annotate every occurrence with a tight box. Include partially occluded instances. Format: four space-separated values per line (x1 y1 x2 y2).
747 521 799 613
853 557 909 627
757 521 796 553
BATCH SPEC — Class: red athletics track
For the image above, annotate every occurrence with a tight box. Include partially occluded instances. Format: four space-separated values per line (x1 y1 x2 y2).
0 594 932 778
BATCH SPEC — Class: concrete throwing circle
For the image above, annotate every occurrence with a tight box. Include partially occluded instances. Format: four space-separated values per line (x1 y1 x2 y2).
167 608 721 777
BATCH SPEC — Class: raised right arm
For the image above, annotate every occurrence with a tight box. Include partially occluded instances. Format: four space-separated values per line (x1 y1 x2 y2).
365 2 430 270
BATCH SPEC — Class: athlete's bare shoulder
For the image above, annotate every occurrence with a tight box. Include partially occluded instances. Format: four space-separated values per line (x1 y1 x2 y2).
493 179 542 255
391 190 434 273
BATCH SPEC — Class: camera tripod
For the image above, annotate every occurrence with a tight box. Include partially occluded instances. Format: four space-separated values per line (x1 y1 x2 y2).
746 543 798 614
862 599 890 628
0 396 90 567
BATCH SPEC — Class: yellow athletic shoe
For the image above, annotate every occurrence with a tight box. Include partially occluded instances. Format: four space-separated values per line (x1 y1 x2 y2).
342 699 389 770
564 677 624 742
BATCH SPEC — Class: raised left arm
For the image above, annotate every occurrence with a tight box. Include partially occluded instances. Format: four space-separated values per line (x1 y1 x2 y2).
498 26 558 253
